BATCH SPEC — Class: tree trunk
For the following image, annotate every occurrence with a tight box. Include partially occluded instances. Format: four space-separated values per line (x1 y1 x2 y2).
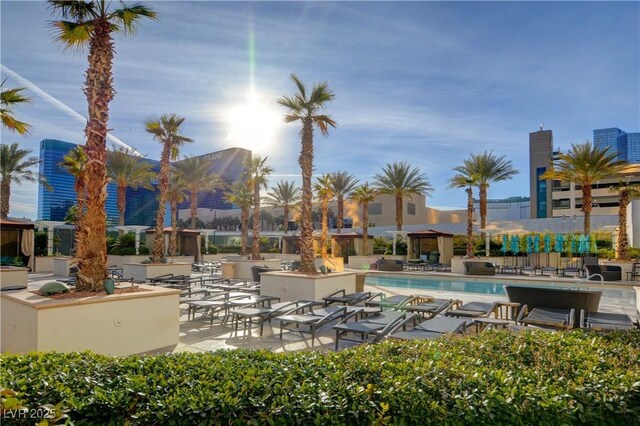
299 118 315 272
117 184 126 235
252 184 261 260
1 179 10 218
152 144 170 262
479 184 487 241
283 205 289 234
617 189 629 259
395 194 403 231
466 186 474 257
337 195 344 234
240 206 249 255
76 19 113 291
362 201 369 255
169 199 178 256
321 197 329 259
581 184 592 235
190 191 198 229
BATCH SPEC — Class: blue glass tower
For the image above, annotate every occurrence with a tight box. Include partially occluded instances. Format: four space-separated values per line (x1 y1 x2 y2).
627 133 640 163
593 127 639 164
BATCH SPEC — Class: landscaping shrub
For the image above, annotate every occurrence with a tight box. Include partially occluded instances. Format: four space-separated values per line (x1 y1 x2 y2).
1 331 639 424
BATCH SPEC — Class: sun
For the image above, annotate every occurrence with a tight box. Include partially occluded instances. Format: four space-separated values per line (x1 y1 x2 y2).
224 91 281 153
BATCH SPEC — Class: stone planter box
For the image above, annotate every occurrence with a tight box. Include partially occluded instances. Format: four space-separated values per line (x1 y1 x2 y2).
0 266 28 290
53 257 75 277
316 257 345 272
260 271 356 302
34 256 54 273
232 259 283 280
348 255 405 270
108 255 193 268
1 284 180 355
122 262 193 282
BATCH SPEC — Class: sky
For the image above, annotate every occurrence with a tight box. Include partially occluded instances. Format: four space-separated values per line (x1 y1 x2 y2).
1 0 639 220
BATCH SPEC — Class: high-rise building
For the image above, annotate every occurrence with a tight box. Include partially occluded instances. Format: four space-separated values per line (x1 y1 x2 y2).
529 128 553 218
37 139 250 226
593 127 639 163
473 196 530 221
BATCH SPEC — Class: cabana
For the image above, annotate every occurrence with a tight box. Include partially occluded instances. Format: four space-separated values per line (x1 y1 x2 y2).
330 231 374 261
145 227 200 259
406 229 454 265
0 217 35 270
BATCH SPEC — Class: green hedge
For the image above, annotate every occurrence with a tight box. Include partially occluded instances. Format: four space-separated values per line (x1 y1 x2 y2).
1 331 639 424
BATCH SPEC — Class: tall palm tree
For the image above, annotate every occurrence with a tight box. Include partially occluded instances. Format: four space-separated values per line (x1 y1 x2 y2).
50 0 156 290
106 147 156 230
166 169 189 256
468 151 518 236
243 155 273 260
0 143 48 218
263 180 301 234
330 171 359 234
278 74 337 273
225 180 253 255
610 181 640 260
350 182 377 255
541 142 625 235
1 81 31 135
174 156 222 229
449 174 477 258
314 174 334 259
59 146 88 261
145 114 193 262
373 161 433 231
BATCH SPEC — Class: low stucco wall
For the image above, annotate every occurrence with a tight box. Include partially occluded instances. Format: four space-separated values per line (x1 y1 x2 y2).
260 271 356 302
316 257 345 272
0 267 28 289
348 255 405 270
1 285 180 355
122 262 192 282
108 255 193 268
34 256 54 272
232 259 283 280
53 257 75 277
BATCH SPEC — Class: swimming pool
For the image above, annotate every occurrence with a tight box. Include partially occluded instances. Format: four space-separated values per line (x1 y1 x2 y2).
365 274 636 310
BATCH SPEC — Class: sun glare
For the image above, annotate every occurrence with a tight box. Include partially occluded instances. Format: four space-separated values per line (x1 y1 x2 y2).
225 91 281 153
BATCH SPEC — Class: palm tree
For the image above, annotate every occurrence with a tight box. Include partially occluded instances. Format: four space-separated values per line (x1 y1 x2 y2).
373 161 433 231
314 174 334 259
468 151 518 236
278 74 337 273
145 114 193 262
50 0 156 290
541 142 626 235
263 180 301 234
330 171 359 234
225 180 253 255
166 169 189 256
350 183 377 255
174 156 222 229
243 155 273 260
449 174 477 258
106 147 156 230
59 146 88 261
610 181 640 259
0 143 48 218
1 80 31 135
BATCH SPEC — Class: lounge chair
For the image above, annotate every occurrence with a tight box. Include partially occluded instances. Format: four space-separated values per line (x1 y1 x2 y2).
333 310 415 350
504 285 602 314
580 311 636 331
365 294 419 310
516 304 575 330
230 300 323 336
463 261 496 276
388 316 471 340
584 264 622 281
323 290 374 306
376 259 404 271
401 298 458 319
277 305 348 346
445 301 497 318
184 292 248 322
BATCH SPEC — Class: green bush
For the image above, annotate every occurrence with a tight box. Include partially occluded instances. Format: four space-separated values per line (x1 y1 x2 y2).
138 245 150 255
1 331 639 424
117 247 136 255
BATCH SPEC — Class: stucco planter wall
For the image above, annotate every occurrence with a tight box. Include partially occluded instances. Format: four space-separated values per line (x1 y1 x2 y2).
1 285 180 355
0 267 28 289
260 271 356 302
108 255 193 268
53 257 75 277
232 259 283 280
122 262 193 282
34 256 54 273
316 257 345 272
348 255 405 270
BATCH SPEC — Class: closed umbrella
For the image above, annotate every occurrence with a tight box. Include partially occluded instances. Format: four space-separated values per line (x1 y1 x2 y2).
554 234 564 253
578 234 587 254
533 234 540 253
590 234 597 254
510 235 521 266
526 235 533 253
501 234 508 254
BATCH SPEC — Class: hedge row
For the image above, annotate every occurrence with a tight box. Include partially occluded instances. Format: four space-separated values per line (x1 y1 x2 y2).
2 331 639 425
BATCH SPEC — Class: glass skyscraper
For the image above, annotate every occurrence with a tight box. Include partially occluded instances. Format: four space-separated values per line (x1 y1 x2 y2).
593 127 639 163
38 139 250 227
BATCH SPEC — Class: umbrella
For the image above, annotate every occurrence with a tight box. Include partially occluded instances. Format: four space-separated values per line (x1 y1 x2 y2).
554 234 564 253
578 234 587 254
533 234 540 253
526 235 533 254
570 235 577 254
501 234 508 254
590 235 597 254
544 234 552 253
510 235 520 254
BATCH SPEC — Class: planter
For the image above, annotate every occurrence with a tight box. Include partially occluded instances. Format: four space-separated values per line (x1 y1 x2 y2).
348 255 405 270
232 259 283 280
1 284 180 355
260 271 356 302
0 266 28 290
108 255 193 268
53 257 75 277
34 256 54 273
122 262 193 282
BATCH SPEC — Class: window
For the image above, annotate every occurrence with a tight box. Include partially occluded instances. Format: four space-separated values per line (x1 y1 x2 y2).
553 199 570 209
407 202 416 215
369 203 382 215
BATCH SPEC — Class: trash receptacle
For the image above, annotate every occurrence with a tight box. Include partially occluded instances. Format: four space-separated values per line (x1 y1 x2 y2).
251 265 272 283
221 262 237 279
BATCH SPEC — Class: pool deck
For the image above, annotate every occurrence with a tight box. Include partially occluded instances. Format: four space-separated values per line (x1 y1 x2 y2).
13 270 639 355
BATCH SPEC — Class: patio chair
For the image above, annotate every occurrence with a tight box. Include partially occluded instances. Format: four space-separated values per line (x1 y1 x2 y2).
579 310 636 331
445 301 497 318
277 305 348 346
333 310 415 350
388 316 471 340
365 294 419 310
185 292 248 323
516 304 575 330
401 298 459 320
323 290 374 306
230 300 323 336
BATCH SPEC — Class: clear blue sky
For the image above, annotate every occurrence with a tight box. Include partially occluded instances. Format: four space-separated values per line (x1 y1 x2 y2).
2 1 639 220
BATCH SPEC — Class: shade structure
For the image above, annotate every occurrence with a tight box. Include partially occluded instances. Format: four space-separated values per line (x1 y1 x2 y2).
533 234 540 253
501 234 508 254
545 234 552 253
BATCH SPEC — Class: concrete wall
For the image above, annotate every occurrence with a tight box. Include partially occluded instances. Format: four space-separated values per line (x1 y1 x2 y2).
1 285 179 355
260 271 356 302
0 267 28 289
108 255 193 268
123 263 192 281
